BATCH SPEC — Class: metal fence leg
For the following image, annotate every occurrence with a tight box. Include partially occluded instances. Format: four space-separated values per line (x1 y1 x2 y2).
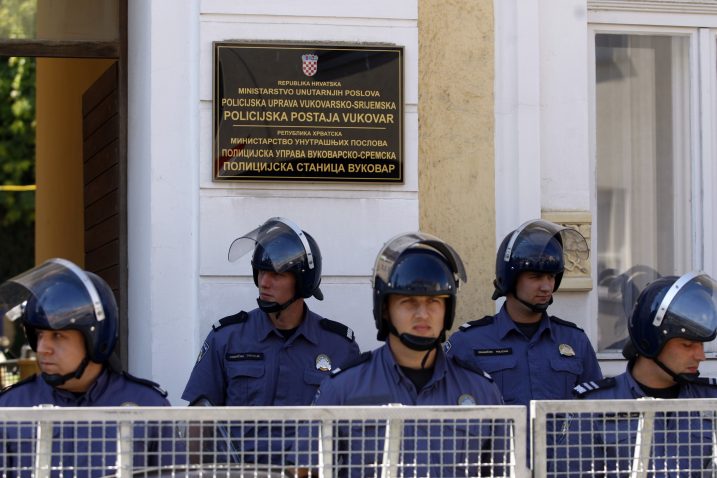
530 401 546 478
116 420 133 478
34 419 52 478
381 417 403 478
630 410 655 478
319 420 334 478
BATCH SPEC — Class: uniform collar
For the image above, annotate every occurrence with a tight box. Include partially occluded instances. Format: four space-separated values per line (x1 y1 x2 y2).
49 367 112 406
624 365 649 398
496 304 551 340
625 362 703 398
257 305 319 345
383 342 448 389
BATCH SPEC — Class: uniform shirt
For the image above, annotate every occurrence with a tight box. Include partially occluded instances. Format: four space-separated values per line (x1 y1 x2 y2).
304 343 505 477
0 368 179 477
181 306 360 465
560 368 717 477
182 306 360 406
445 305 603 406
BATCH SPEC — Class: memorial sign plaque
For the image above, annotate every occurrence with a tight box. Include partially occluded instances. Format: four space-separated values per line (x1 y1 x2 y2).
213 43 403 182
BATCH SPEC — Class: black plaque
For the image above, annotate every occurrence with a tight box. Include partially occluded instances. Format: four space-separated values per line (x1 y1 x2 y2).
213 42 403 182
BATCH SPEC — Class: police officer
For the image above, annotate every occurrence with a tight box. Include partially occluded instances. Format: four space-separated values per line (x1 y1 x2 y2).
566 271 717 476
305 232 504 477
182 218 360 463
0 258 178 475
445 219 602 406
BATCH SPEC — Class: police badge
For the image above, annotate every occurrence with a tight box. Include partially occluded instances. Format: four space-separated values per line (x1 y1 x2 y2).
457 394 477 406
315 354 332 372
302 54 318 77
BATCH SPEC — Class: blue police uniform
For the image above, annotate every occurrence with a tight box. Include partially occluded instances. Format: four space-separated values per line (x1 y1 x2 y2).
445 305 603 405
0 368 179 477
560 369 717 477
182 307 360 406
182 306 360 465
302 343 505 477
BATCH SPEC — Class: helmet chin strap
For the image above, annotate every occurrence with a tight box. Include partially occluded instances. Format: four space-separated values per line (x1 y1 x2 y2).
516 295 553 314
388 323 445 369
42 356 90 388
653 357 699 384
256 295 298 317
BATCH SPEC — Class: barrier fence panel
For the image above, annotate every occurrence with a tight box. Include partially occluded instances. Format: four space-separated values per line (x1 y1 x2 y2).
531 398 717 478
0 405 527 477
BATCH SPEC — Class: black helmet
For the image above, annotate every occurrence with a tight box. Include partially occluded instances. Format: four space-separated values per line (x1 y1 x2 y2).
628 271 717 359
0 258 118 363
493 219 588 301
228 218 323 312
372 232 467 344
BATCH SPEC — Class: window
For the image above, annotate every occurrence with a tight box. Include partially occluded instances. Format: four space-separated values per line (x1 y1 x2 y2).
594 32 693 352
590 6 717 355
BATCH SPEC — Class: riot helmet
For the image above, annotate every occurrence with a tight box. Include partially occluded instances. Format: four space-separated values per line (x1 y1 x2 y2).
372 232 467 350
628 272 717 383
0 258 119 387
228 217 323 314
493 219 588 312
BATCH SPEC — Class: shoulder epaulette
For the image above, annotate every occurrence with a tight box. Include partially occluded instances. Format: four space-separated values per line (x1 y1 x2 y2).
330 351 371 377
550 316 583 331
0 374 37 395
320 318 355 342
212 311 249 331
693 376 717 387
573 377 615 398
458 316 494 331
122 372 168 397
451 355 494 382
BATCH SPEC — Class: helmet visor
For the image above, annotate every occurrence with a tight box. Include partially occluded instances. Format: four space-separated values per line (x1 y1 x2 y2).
0 258 104 327
653 272 717 340
373 232 467 288
503 219 589 268
227 217 315 270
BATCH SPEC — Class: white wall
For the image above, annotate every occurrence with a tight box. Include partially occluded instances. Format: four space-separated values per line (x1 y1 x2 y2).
494 1 599 346
129 1 419 403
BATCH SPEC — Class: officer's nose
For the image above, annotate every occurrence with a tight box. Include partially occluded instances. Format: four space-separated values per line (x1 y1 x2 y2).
694 342 706 362
36 336 52 356
415 301 429 319
539 276 553 291
258 271 272 288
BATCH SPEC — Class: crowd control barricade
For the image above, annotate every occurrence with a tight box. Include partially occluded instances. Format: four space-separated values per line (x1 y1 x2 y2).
0 404 527 477
531 398 717 477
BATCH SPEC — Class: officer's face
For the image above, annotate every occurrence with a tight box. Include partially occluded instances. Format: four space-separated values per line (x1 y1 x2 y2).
258 270 296 304
36 329 86 376
658 338 706 375
514 271 555 304
387 294 446 338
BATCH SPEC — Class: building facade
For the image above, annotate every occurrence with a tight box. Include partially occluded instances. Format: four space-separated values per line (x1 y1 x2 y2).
5 0 716 402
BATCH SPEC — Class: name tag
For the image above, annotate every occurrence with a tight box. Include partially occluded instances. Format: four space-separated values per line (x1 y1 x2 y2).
226 352 264 361
475 348 512 356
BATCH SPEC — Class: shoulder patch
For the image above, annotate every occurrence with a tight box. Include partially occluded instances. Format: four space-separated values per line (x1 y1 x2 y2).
320 318 355 342
451 355 494 382
573 377 616 398
212 311 249 331
330 351 372 378
0 374 37 395
693 376 717 387
459 315 494 331
122 372 168 397
550 316 583 331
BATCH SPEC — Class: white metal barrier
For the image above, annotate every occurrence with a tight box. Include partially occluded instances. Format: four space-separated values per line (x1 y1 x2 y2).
0 405 527 477
531 399 717 478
